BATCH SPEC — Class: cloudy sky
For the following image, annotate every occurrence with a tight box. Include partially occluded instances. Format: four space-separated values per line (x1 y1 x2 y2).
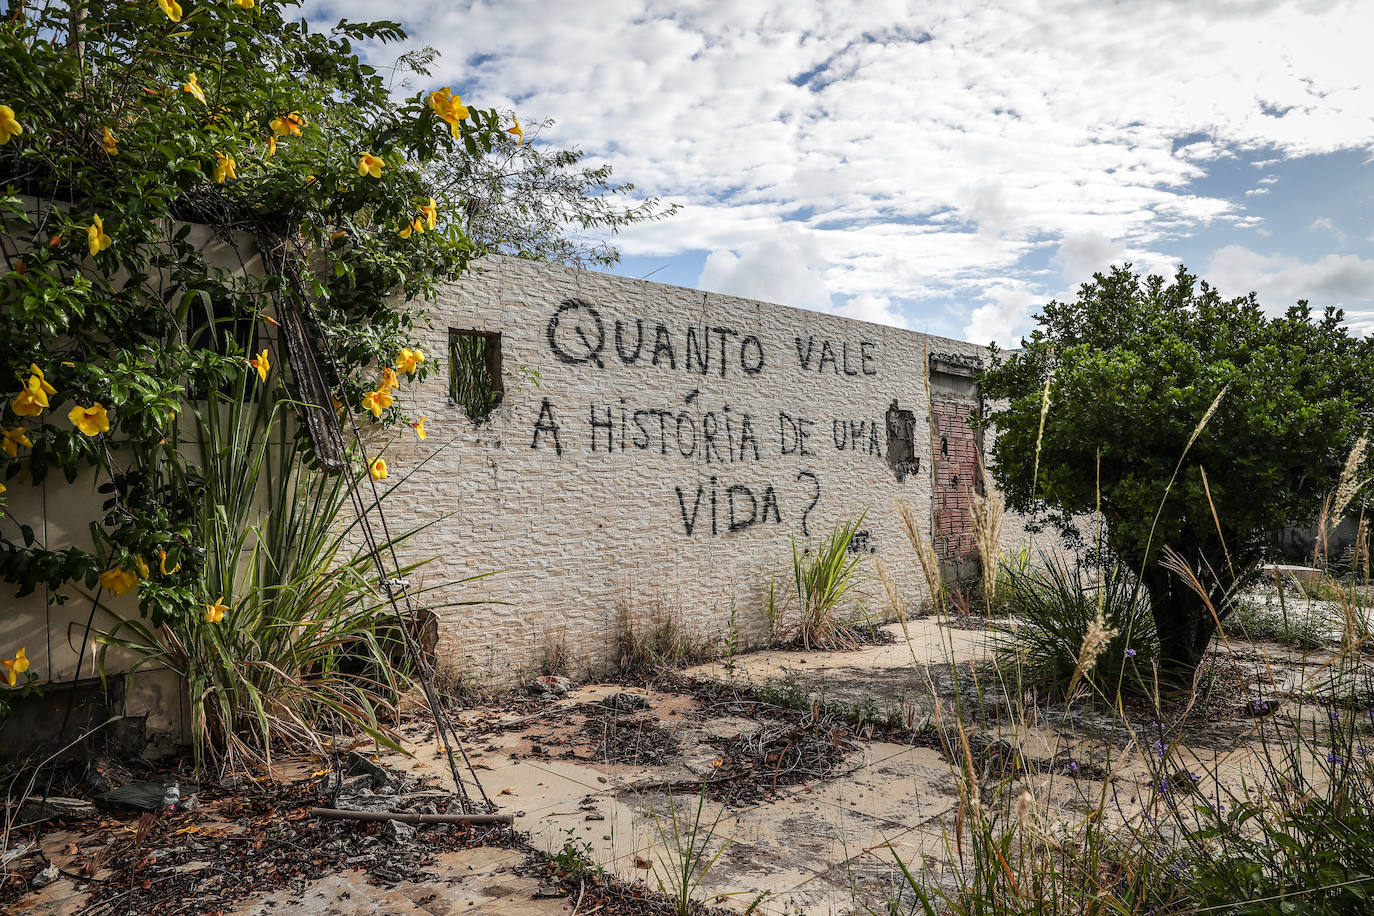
305 0 1373 345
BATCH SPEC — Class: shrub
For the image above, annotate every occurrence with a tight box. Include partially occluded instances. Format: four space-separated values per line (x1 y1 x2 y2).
995 553 1157 700
97 381 438 772
980 265 1374 680
788 511 869 650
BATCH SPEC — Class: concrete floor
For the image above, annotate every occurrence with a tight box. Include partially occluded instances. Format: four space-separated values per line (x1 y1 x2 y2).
14 611 1356 916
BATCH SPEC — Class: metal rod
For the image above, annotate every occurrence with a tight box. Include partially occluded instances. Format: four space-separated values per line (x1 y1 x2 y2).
309 807 514 826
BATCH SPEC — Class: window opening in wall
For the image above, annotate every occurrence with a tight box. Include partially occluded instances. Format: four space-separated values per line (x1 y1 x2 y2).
187 292 257 400
884 398 920 482
449 329 503 423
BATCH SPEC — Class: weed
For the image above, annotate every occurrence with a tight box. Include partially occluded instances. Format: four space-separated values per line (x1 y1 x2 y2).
538 632 571 677
550 828 601 882
786 511 869 649
648 785 763 915
994 553 1157 701
616 597 714 673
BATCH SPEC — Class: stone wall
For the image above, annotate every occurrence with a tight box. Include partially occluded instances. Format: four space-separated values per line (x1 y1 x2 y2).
379 256 1051 687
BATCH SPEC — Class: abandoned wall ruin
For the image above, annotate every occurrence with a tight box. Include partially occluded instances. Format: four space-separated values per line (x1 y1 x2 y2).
383 256 1051 686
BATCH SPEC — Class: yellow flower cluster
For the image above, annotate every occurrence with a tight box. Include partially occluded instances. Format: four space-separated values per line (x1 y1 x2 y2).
213 151 237 183
400 197 439 239
358 152 385 179
1 427 32 457
183 73 206 106
248 349 270 382
99 567 138 596
271 112 305 137
86 214 112 256
2 647 28 687
69 403 110 436
0 105 24 145
12 364 54 417
204 596 229 623
426 88 469 138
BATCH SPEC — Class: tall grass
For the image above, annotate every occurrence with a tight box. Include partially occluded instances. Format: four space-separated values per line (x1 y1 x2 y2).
869 427 1374 916
97 375 438 773
995 554 1158 701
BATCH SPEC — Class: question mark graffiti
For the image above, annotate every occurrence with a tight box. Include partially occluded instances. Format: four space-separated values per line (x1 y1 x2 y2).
796 470 820 537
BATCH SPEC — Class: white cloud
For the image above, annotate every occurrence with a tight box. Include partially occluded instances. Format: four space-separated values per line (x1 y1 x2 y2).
305 0 1374 342
1052 231 1120 287
831 293 911 329
1205 246 1374 327
696 226 833 311
964 285 1043 348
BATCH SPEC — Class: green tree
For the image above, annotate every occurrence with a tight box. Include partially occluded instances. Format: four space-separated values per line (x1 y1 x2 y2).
0 1 506 624
436 115 678 269
980 265 1373 680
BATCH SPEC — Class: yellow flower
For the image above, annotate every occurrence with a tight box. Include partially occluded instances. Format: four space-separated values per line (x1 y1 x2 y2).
410 416 426 440
379 367 398 391
182 73 206 106
396 347 425 376
234 0 255 7
68 403 110 436
28 365 56 397
12 366 54 416
270 112 304 137
360 388 394 418
0 105 22 146
204 596 229 623
12 390 43 417
248 350 269 381
0 482 6 495
101 127 118 155
134 556 151 579
158 549 181 576
213 151 237 183
1 427 32 457
264 134 277 159
507 117 523 146
99 567 138 596
86 214 112 256
369 457 388 481
426 88 469 137
358 153 384 178
156 0 183 21
2 647 28 687
399 217 424 239
419 198 438 231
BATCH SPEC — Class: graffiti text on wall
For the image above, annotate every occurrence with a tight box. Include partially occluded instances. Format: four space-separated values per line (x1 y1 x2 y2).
535 300 905 538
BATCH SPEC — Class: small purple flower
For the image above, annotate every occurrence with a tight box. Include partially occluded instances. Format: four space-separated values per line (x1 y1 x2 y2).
1065 760 1079 776
1332 711 1341 723
1152 739 1168 759
1358 744 1369 756
1328 752 1343 765
1158 778 1170 793
1125 648 1137 658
